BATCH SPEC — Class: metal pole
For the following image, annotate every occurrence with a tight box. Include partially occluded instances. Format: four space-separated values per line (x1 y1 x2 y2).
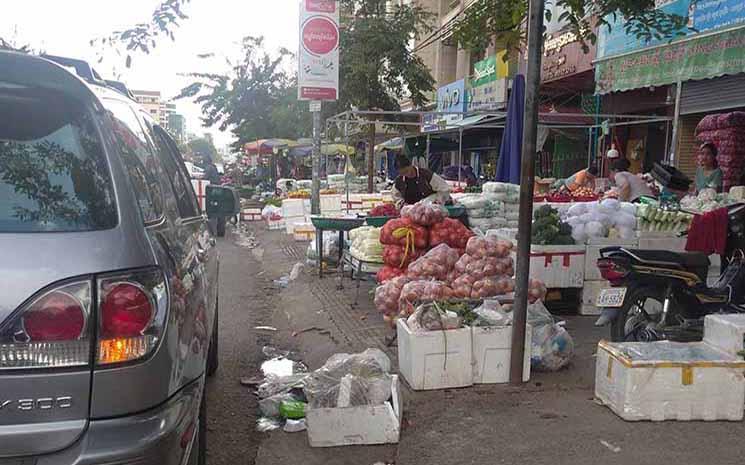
669 80 683 166
458 128 463 185
510 0 545 385
311 101 322 215
368 123 375 193
345 122 350 214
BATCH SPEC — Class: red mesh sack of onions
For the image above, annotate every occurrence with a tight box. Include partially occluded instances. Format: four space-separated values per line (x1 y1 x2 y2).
528 278 548 303
376 265 406 284
382 245 423 269
380 217 429 249
400 200 447 226
398 280 454 317
465 236 513 259
429 218 475 249
470 277 514 299
374 276 411 316
406 244 461 281
369 203 399 217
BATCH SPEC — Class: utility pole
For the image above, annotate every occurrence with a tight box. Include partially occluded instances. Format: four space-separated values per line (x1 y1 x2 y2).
368 123 375 193
311 100 322 215
509 0 545 384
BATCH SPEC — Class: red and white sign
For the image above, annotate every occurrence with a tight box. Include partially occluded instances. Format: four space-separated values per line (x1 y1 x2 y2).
298 0 339 101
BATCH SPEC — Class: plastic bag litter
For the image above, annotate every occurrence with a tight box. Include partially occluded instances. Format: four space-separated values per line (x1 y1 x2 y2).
257 417 282 432
303 349 392 409
306 234 341 262
407 302 462 332
472 300 511 327
527 302 574 372
259 392 298 418
283 419 307 433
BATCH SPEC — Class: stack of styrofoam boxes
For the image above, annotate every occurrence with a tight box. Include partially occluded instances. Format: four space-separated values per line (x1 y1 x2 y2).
595 314 745 421
266 216 285 230
511 244 586 289
581 237 639 316
306 375 402 447
320 194 343 216
396 319 531 390
281 198 310 235
343 194 365 214
361 194 386 213
240 207 262 222
293 222 316 242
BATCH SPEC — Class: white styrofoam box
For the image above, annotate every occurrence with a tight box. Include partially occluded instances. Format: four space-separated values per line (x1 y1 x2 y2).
266 218 284 230
281 198 309 218
293 222 316 242
510 244 586 289
580 280 610 316
284 215 305 234
306 375 402 447
191 179 210 212
241 208 263 222
585 238 638 281
396 319 473 391
486 228 518 244
320 194 343 213
595 340 745 421
637 235 687 252
704 314 745 358
472 325 531 384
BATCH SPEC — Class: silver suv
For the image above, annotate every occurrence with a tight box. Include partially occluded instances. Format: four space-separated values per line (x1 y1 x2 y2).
0 52 232 464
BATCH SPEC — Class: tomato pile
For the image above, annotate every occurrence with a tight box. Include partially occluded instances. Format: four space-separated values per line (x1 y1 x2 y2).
369 203 399 217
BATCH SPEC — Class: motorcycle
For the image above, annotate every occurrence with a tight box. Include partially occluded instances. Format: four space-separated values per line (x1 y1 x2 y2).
594 203 745 342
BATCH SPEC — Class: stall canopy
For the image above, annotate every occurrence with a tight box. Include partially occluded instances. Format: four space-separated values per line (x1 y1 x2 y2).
375 137 405 152
244 138 298 155
289 143 355 157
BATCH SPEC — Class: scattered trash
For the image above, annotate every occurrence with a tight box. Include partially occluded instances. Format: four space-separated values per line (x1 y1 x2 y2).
600 440 621 453
292 326 325 337
256 417 281 432
261 358 296 378
273 277 290 288
289 262 304 281
262 346 290 358
279 399 307 419
273 262 305 289
283 419 307 433
239 376 263 387
254 326 278 332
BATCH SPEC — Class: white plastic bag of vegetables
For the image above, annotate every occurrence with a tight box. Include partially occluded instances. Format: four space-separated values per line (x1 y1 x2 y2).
406 244 461 281
398 280 454 317
401 200 447 226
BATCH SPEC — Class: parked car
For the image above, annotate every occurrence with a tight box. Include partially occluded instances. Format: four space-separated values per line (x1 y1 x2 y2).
0 52 238 464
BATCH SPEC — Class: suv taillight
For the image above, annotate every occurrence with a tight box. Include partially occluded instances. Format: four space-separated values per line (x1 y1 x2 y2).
97 269 167 366
0 269 168 370
0 281 92 369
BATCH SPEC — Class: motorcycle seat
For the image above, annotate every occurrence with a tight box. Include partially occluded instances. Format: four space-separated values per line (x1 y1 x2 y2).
622 248 710 272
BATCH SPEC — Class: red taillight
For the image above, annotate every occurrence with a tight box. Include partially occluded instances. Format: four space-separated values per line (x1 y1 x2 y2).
23 291 86 341
100 283 153 338
597 258 629 283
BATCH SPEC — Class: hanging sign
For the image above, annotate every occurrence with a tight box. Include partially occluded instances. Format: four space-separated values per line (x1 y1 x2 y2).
298 0 340 101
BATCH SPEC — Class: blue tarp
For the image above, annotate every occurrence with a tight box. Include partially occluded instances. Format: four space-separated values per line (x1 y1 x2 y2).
496 74 525 184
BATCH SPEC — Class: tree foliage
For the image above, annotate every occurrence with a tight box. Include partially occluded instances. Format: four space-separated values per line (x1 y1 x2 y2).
452 0 690 55
335 0 436 111
176 36 309 149
187 137 218 161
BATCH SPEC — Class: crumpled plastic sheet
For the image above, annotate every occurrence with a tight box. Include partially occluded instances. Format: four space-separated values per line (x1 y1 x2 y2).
407 302 462 332
256 416 282 432
614 340 736 363
472 300 511 327
303 348 392 409
527 302 574 372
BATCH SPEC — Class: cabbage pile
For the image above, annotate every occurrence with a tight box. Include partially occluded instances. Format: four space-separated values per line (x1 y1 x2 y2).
565 199 637 242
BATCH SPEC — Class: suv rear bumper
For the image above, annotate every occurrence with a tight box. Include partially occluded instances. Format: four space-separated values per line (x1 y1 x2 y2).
33 377 203 465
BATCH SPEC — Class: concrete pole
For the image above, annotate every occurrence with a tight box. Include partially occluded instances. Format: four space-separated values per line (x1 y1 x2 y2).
669 80 683 166
311 101 321 215
509 0 545 385
368 123 375 193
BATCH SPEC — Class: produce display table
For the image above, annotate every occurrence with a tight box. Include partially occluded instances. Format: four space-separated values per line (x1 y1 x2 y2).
342 251 383 306
310 216 365 278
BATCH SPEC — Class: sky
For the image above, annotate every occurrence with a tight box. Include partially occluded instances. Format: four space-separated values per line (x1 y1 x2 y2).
2 0 301 150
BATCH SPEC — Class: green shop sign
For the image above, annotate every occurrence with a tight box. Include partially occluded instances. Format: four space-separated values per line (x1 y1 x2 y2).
471 50 512 88
596 26 745 94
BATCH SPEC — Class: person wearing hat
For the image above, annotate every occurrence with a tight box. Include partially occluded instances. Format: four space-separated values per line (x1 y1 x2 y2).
391 153 451 209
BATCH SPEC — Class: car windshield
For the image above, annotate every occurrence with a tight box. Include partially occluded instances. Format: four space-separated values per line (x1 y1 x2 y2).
0 87 117 232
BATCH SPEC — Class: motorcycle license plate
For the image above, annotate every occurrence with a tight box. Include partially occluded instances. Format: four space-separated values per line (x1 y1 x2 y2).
596 288 627 308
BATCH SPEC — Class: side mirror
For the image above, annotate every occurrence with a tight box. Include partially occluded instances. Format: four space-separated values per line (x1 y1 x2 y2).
206 185 240 218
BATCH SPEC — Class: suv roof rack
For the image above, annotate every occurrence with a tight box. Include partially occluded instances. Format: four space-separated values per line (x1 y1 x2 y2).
41 54 107 86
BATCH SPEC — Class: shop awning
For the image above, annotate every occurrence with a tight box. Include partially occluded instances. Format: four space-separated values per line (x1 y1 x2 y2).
288 143 355 157
595 26 745 95
375 137 405 152
244 138 299 155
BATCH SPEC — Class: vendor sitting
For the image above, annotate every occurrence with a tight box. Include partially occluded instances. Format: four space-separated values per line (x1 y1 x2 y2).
392 153 451 209
608 158 653 202
695 142 723 193
562 166 598 193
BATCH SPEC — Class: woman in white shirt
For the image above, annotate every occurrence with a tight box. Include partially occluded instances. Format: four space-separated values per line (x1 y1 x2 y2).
608 158 652 202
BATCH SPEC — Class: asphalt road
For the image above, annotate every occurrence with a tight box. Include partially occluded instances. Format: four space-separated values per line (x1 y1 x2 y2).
204 232 273 465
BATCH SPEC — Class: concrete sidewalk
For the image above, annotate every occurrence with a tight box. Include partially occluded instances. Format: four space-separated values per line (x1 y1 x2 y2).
242 226 745 465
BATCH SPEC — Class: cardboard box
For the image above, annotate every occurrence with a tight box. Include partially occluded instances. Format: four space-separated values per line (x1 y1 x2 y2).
306 375 402 447
595 340 745 421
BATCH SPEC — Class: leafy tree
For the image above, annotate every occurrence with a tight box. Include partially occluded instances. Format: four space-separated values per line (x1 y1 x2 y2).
176 36 298 150
187 136 218 162
452 0 690 55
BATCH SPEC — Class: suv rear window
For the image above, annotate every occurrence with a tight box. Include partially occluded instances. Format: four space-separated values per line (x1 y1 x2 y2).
0 88 117 232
